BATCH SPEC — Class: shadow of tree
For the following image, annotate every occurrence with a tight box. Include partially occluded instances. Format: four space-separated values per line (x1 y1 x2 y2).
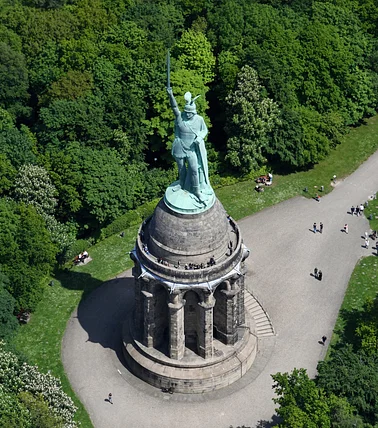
54 267 103 301
255 415 281 427
334 294 378 351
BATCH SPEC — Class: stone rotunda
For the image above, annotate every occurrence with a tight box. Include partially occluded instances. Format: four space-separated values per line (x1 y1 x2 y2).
122 85 259 393
122 193 258 393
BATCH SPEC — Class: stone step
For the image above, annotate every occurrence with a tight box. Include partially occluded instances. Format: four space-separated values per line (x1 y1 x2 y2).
245 290 275 338
256 320 272 327
256 327 274 334
247 301 260 308
258 331 275 337
250 309 264 317
254 313 267 321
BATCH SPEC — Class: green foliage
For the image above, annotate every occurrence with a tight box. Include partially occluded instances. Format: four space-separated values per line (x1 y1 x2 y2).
0 41 30 118
0 342 77 426
225 65 280 174
38 95 112 149
63 238 92 263
328 395 365 428
0 154 16 195
0 386 31 428
100 210 141 240
128 0 184 46
317 345 378 425
0 273 18 341
78 147 139 227
272 368 331 427
0 200 57 310
41 146 82 221
41 70 94 105
135 198 160 221
268 107 346 168
0 109 37 168
173 29 215 84
18 392 64 428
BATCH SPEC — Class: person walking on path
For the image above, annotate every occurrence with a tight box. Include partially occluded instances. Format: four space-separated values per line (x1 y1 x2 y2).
355 205 360 216
314 267 318 279
321 335 327 345
319 222 323 234
313 222 317 233
344 224 348 234
318 270 323 281
360 204 364 216
108 393 113 404
365 231 369 240
365 239 370 249
351 206 355 215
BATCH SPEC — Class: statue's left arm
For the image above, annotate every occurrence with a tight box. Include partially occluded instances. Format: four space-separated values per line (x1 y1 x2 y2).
194 116 208 145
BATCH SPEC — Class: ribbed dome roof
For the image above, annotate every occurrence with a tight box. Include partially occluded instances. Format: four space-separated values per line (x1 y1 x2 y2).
145 198 231 264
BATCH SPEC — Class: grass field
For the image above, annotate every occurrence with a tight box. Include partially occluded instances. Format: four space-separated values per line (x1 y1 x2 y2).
329 256 378 351
12 114 378 427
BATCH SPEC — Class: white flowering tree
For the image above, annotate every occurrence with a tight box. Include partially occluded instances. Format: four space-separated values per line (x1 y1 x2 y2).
13 164 57 215
0 342 77 427
12 165 75 255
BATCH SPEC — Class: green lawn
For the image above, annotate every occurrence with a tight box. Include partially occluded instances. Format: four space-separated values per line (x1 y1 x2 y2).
12 230 137 428
217 115 378 220
12 114 378 427
329 256 378 352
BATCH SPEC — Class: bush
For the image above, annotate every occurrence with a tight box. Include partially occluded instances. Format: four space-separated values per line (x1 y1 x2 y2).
63 239 92 263
100 210 142 240
0 285 18 341
210 167 268 189
136 198 159 220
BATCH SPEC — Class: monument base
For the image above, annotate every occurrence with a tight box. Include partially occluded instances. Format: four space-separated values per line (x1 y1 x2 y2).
122 312 257 394
164 181 215 215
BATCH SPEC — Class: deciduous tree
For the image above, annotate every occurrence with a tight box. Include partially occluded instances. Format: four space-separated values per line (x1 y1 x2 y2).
225 65 280 174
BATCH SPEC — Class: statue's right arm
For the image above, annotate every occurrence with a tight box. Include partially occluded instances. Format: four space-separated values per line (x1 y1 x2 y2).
167 87 180 117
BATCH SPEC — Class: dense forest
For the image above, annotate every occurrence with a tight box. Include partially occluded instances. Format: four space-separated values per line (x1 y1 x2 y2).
1 0 378 424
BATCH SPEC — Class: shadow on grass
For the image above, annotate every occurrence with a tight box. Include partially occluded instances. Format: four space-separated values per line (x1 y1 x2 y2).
55 268 103 300
70 274 134 367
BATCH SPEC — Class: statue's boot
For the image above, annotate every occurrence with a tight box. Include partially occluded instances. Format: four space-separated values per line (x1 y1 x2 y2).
193 186 206 205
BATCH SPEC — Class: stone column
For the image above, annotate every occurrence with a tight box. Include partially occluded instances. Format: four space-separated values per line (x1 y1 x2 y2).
142 283 155 347
236 270 246 326
198 293 215 359
221 285 240 345
134 278 144 337
168 292 185 360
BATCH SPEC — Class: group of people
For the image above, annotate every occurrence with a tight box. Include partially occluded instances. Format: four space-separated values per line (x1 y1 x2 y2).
312 222 323 234
255 173 273 193
351 204 365 216
184 263 206 270
313 268 323 281
74 251 89 264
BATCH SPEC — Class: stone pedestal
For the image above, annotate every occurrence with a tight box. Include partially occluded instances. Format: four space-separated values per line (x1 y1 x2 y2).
123 196 255 393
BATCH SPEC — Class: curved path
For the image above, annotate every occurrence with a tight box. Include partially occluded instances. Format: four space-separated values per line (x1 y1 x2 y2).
62 151 378 428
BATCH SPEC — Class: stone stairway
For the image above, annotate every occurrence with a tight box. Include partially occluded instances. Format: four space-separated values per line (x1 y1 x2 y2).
244 290 275 337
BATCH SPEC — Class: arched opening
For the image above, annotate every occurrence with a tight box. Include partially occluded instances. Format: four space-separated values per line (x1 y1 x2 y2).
184 290 200 354
213 282 227 343
153 284 169 353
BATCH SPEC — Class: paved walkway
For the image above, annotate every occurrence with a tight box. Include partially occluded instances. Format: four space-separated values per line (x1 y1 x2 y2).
62 151 378 428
